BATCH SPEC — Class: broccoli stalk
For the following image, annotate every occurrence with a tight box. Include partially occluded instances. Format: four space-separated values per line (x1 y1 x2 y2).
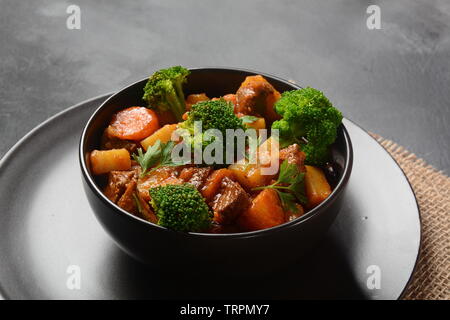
142 66 190 122
271 87 343 165
149 184 212 232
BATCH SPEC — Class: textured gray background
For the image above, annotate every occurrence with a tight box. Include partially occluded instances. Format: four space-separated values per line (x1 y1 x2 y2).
1 0 449 174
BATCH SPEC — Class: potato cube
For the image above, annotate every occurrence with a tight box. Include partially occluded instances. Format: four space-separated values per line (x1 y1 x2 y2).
90 149 131 175
304 165 332 208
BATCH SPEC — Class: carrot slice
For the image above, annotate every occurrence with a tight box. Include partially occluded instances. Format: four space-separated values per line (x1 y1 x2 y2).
107 107 159 141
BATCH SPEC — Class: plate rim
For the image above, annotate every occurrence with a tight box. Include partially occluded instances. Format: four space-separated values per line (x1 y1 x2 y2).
0 93 112 300
342 120 422 300
0 94 421 300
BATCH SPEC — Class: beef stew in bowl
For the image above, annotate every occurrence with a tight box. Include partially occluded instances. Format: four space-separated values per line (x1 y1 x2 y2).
87 66 344 234
79 67 352 269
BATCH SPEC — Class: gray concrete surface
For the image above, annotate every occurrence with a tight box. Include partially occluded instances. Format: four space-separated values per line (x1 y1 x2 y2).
1 0 449 173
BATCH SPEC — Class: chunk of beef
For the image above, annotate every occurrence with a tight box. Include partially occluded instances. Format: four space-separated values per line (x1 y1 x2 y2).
101 129 138 154
135 192 158 223
211 177 251 224
103 169 139 214
117 180 137 214
201 168 236 202
235 75 281 122
103 170 138 203
279 144 306 173
137 166 184 202
186 167 213 190
179 166 196 182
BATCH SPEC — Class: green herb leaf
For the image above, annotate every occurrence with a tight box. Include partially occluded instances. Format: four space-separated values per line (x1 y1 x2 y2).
252 159 307 209
240 115 259 124
277 159 298 184
159 140 191 167
132 140 162 176
288 171 307 204
159 141 175 166
132 193 144 215
133 140 191 176
276 190 299 213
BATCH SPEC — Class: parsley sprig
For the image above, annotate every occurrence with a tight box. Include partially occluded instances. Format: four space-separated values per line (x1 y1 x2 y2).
132 140 189 177
132 193 144 215
240 115 259 124
252 159 307 212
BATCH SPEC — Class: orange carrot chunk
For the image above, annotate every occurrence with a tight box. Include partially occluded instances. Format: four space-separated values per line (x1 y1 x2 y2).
222 94 237 106
107 106 159 141
237 189 285 231
185 93 209 110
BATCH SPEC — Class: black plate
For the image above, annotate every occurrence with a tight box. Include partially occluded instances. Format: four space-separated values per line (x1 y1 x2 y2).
0 95 420 300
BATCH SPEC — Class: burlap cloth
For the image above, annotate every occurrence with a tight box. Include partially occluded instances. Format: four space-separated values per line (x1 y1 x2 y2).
370 134 449 300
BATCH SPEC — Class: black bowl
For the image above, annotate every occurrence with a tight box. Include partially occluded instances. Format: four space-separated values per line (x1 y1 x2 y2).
79 67 353 274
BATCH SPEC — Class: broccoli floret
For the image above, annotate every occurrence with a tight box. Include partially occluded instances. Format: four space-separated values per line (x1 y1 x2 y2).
149 184 211 232
180 99 244 133
142 66 190 122
272 87 343 165
178 99 245 164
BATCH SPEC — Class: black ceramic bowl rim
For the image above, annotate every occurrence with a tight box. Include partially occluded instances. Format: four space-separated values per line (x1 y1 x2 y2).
79 67 353 239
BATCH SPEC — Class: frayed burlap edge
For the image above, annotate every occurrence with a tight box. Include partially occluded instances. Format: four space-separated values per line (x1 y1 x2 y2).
370 133 449 300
